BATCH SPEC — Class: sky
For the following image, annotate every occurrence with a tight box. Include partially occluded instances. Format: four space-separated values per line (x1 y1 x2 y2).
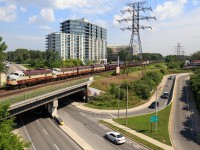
0 0 200 56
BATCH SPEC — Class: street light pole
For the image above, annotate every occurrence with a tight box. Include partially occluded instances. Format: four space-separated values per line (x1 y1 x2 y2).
118 86 120 119
155 88 158 116
155 88 158 132
125 86 128 125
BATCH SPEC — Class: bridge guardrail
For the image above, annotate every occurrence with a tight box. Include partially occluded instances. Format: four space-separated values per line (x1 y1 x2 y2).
0 78 92 106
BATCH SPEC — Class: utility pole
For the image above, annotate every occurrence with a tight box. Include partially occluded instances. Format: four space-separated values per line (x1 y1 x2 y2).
117 1 156 75
125 86 128 125
174 43 183 60
118 85 120 119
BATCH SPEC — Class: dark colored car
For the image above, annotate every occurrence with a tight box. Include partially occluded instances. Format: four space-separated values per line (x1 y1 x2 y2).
149 101 159 109
54 116 64 125
168 76 173 80
161 92 169 99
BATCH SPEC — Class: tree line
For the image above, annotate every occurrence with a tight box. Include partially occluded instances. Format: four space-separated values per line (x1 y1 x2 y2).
107 47 164 63
5 48 84 69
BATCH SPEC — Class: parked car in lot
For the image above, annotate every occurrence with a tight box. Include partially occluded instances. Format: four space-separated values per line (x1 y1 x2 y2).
161 92 169 99
149 101 159 109
105 132 126 144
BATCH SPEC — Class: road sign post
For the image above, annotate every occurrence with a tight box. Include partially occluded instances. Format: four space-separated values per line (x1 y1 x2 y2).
150 116 158 133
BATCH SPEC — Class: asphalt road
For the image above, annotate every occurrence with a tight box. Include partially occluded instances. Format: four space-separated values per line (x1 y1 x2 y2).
58 100 148 150
107 75 175 117
171 74 200 150
16 111 82 150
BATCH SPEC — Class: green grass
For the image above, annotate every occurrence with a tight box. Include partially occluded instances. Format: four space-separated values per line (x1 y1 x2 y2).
114 104 172 146
99 120 164 150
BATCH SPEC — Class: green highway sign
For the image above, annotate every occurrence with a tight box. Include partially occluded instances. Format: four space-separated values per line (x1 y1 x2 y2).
150 116 158 123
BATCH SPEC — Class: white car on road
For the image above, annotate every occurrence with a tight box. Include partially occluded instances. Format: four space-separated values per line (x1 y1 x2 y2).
105 132 126 144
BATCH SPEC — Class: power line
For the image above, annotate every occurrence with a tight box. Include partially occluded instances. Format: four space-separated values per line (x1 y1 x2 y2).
117 1 156 74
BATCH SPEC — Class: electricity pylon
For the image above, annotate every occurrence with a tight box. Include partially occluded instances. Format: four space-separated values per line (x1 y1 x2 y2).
117 1 156 74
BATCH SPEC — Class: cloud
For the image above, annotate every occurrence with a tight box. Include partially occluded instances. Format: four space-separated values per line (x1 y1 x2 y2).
15 35 43 41
153 0 187 20
192 0 199 5
94 19 108 28
54 0 84 9
40 8 55 22
28 8 55 24
0 4 17 22
19 7 26 12
40 25 52 30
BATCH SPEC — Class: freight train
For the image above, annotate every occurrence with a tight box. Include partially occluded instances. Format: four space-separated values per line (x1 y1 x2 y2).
6 62 148 89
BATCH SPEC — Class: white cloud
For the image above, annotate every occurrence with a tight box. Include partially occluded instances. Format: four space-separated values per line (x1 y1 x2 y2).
192 0 199 5
54 0 84 9
94 19 108 28
19 7 26 12
40 25 52 30
153 0 187 20
40 8 55 22
28 15 37 24
28 8 55 24
15 35 43 41
0 4 17 22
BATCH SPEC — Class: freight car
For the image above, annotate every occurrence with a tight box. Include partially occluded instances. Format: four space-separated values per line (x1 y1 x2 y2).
6 62 149 89
6 64 105 89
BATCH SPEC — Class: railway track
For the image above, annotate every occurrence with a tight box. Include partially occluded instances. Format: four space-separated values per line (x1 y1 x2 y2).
0 70 110 99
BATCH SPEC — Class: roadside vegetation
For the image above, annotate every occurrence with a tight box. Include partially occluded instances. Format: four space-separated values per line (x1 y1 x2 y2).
0 104 30 149
114 104 172 146
190 67 200 110
100 104 172 149
100 120 164 150
86 63 165 109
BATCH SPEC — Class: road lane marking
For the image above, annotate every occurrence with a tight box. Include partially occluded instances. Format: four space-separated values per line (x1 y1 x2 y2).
107 113 116 118
43 129 48 135
19 116 36 150
64 112 83 126
54 144 60 150
94 133 104 141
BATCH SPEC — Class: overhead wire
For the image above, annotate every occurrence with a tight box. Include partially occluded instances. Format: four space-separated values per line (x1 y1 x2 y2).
74 0 173 55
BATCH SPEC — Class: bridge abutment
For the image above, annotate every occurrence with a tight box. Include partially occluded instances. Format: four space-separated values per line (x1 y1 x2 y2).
46 99 58 117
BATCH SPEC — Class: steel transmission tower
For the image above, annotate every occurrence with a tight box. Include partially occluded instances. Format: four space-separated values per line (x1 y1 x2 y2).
118 1 155 74
174 43 184 60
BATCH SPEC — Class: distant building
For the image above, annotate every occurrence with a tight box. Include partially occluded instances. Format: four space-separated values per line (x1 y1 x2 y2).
46 18 107 64
108 45 138 55
46 32 84 60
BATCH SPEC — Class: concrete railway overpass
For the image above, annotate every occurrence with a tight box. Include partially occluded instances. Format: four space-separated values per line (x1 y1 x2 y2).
4 77 94 118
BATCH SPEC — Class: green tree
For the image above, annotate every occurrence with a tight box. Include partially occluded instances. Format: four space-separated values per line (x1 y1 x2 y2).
0 37 7 72
45 50 60 68
14 49 30 63
190 51 200 60
107 48 117 63
0 104 30 149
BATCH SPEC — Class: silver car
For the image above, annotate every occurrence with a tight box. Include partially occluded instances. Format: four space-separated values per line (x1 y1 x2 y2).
105 132 126 144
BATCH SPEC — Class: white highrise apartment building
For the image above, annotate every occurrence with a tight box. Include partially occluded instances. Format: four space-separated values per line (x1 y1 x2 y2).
46 18 107 64
46 32 84 61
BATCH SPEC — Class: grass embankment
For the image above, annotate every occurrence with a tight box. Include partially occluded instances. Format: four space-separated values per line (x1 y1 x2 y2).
100 104 172 149
86 63 166 109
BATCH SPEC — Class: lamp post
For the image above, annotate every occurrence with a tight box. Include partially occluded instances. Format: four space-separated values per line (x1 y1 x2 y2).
118 85 120 119
125 86 128 125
